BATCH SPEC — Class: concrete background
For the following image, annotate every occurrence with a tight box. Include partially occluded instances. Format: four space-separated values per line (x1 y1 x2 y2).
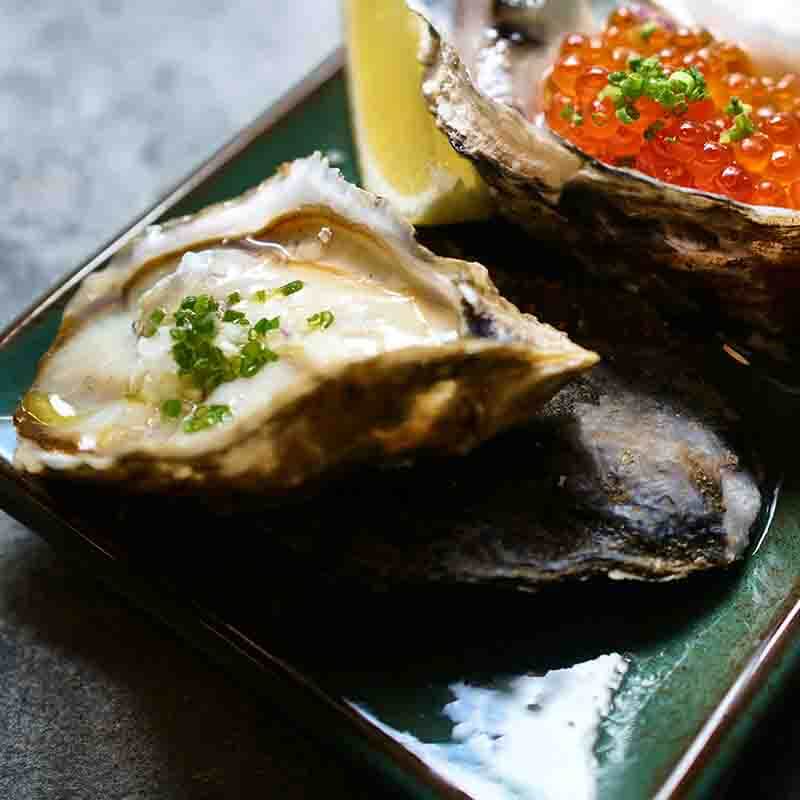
1 1 799 798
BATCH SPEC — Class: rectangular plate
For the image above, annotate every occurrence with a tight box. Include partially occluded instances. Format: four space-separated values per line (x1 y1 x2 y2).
3 49 800 800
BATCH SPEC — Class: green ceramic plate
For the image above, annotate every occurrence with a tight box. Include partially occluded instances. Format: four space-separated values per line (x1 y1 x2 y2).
2 50 800 800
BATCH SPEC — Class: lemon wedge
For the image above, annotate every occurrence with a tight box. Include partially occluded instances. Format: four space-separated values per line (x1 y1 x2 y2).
344 0 493 225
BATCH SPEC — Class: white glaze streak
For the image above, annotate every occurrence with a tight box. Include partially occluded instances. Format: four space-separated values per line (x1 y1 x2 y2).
355 653 628 800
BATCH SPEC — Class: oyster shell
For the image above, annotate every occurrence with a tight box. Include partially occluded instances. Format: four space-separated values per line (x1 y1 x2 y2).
14 154 597 495
414 1 800 354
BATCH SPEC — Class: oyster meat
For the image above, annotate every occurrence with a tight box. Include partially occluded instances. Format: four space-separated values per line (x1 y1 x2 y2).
414 1 800 354
14 154 597 494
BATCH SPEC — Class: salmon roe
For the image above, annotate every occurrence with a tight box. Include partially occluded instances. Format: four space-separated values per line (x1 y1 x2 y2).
543 5 800 209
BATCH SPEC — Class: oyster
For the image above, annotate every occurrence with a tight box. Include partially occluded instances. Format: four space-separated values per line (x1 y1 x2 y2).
414 1 800 354
14 154 597 494
50 224 766 588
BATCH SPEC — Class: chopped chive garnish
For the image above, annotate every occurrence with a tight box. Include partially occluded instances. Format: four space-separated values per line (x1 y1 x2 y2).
193 294 217 315
161 398 182 418
720 95 755 143
194 312 216 337
239 340 279 378
252 281 304 302
254 316 280 336
166 293 283 401
620 73 645 100
668 70 695 95
183 404 231 433
720 112 755 144
279 280 304 296
560 101 583 126
140 307 167 337
560 101 584 126
639 20 658 41
307 310 335 330
598 84 624 107
685 67 709 102
724 96 752 117
597 55 710 125
222 309 247 324
644 120 665 140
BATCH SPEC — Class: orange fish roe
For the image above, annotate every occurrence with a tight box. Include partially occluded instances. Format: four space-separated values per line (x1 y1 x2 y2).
543 4 800 209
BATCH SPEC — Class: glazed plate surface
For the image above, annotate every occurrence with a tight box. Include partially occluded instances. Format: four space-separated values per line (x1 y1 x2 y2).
2 51 800 800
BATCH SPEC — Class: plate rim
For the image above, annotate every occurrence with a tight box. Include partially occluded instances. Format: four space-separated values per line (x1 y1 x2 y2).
1 45 799 800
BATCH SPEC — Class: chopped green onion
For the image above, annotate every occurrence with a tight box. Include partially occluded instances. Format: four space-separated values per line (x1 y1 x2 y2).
724 96 752 117
161 398 182 419
720 112 755 144
167 293 283 400
559 102 583 126
639 20 658 41
239 340 279 378
617 106 640 124
598 85 624 107
620 73 645 100
720 95 755 143
632 57 665 80
222 309 247 324
668 70 695 95
594 55 710 125
644 120 665 140
254 316 280 336
252 281 304 303
685 67 709 102
193 294 217 315
141 307 168 338
308 310 335 330
194 312 216 337
183 404 232 433
279 280 304 296
140 307 168 337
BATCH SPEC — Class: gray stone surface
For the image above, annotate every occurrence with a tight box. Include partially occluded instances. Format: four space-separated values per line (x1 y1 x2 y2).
0 0 341 328
0 2 383 798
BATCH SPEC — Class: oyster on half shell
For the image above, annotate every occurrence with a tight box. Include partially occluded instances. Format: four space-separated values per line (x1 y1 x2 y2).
14 154 597 495
414 1 800 355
